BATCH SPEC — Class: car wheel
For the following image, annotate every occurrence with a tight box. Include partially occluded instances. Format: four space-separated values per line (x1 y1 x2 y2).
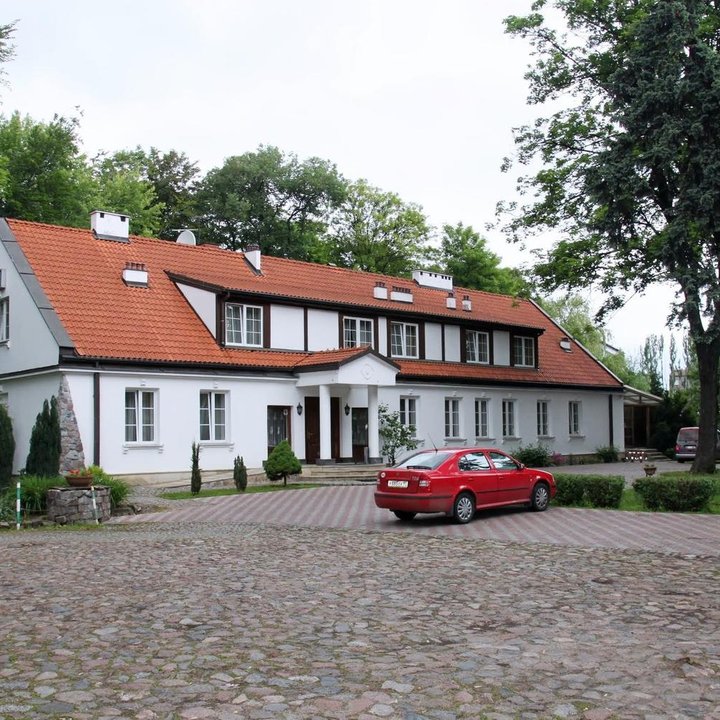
453 492 475 524
393 510 416 521
531 482 550 511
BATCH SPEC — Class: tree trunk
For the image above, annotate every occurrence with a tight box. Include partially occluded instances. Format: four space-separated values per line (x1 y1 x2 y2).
691 339 720 474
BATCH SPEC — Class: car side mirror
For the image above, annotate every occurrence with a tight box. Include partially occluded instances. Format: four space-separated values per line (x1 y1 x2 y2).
518 463 525 470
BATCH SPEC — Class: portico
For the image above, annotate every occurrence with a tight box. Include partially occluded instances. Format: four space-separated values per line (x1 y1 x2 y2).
294 350 399 464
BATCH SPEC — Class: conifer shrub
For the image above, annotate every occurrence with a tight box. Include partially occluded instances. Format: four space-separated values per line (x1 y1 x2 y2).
25 396 61 477
233 455 248 492
0 404 14 489
190 442 202 495
263 440 301 486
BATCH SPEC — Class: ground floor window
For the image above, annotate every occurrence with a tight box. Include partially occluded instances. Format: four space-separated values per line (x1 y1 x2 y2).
537 400 549 436
444 398 460 438
125 389 156 443
399 397 417 435
475 398 489 438
200 391 227 441
569 401 582 436
502 399 516 438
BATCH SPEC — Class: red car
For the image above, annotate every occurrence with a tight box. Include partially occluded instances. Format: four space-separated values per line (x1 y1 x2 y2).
374 447 556 524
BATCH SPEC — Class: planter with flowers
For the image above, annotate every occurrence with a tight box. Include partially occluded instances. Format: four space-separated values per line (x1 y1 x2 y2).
65 468 95 488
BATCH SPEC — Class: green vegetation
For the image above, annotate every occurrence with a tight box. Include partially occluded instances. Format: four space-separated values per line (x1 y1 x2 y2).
233 455 248 492
190 442 202 495
0 403 14 489
553 474 625 509
514 443 551 468
378 404 419 465
263 440 302 486
25 396 61 477
595 446 620 463
160 483 321 500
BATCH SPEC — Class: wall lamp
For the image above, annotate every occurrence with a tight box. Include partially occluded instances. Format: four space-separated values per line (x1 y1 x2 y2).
296 402 303 416
344 403 351 416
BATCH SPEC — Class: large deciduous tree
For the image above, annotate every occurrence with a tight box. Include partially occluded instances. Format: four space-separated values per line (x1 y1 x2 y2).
327 179 432 276
197 145 346 258
502 0 720 472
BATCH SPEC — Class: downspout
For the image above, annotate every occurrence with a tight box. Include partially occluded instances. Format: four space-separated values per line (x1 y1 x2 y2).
93 371 100 466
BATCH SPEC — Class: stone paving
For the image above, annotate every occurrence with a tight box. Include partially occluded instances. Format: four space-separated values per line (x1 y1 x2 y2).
0 491 719 719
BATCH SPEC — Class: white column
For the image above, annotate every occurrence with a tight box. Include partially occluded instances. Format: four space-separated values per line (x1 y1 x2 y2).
319 384 332 462
367 385 380 462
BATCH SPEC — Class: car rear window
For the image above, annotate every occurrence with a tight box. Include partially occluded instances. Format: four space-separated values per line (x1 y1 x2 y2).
395 451 451 470
677 428 698 443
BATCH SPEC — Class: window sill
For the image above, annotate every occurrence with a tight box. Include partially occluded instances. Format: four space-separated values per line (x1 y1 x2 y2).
199 441 235 450
501 436 521 442
123 442 164 453
476 436 495 443
443 437 467 445
568 434 585 440
538 435 555 440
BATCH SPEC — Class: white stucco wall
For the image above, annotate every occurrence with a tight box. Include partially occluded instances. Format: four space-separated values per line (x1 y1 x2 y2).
493 331 510 366
271 305 305 350
0 242 60 375
377 317 388 355
424 323 442 361
307 309 338 351
443 325 461 362
176 283 217 338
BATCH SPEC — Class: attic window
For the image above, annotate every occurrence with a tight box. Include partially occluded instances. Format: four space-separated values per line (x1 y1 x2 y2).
559 337 572 352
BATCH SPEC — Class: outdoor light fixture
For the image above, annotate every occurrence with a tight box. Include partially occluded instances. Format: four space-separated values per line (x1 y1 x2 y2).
296 402 303 416
344 403 351 416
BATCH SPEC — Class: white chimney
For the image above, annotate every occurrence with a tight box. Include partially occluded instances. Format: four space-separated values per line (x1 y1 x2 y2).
245 243 262 272
122 262 149 287
462 295 472 312
390 286 414 303
373 282 388 300
412 269 453 291
446 292 456 309
91 210 129 242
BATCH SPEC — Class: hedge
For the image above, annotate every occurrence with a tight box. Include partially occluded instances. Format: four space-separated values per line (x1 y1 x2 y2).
632 476 715 512
553 474 624 509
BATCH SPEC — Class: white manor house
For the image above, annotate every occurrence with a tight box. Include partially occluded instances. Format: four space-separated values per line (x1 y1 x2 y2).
0 211 629 480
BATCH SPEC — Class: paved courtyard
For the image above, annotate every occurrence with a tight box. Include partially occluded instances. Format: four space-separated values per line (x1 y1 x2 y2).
0 486 718 720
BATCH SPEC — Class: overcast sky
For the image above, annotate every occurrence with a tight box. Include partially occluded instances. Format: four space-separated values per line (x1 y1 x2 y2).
1 0 680 359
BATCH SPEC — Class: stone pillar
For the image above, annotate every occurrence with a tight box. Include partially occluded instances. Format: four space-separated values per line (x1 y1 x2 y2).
46 486 111 524
319 384 332 463
58 375 86 473
367 385 381 463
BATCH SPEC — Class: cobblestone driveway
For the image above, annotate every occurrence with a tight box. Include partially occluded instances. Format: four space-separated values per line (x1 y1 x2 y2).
0 489 718 719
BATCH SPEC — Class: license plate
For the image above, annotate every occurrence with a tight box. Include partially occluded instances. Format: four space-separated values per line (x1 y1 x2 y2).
387 480 408 488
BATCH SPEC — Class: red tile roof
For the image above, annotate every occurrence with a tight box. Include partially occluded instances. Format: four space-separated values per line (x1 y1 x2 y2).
6 218 621 389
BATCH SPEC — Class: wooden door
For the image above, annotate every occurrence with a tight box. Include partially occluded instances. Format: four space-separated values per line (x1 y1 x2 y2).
304 396 340 463
351 408 369 463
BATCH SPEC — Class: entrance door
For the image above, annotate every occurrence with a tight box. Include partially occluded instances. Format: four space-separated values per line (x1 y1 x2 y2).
352 408 369 463
304 396 341 463
267 406 291 457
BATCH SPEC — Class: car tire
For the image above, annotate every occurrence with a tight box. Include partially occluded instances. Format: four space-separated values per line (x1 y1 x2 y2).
530 482 550 512
393 510 416 521
453 492 475 524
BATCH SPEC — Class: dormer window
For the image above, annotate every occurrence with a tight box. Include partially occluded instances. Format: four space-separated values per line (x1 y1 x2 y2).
512 335 535 367
225 303 263 347
343 317 373 348
466 330 489 364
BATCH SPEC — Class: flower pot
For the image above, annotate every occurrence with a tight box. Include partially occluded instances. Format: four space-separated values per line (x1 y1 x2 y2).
65 473 93 488
643 465 657 477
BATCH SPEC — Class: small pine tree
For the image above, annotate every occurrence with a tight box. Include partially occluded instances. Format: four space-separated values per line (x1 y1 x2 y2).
263 440 301 487
233 455 248 492
0 404 15 488
25 396 61 477
190 442 202 495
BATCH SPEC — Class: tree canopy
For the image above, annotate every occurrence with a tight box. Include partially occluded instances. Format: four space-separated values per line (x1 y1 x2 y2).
502 0 720 472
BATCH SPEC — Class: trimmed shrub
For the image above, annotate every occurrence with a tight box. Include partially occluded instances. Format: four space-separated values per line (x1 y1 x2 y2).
264 440 301 486
553 475 586 506
595 445 619 463
514 443 551 467
633 476 715 512
584 476 624 508
234 455 248 492
0 404 14 489
25 396 61 477
86 466 130 508
190 442 202 495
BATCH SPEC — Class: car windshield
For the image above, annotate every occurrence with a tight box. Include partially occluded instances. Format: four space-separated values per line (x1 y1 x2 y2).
395 451 452 470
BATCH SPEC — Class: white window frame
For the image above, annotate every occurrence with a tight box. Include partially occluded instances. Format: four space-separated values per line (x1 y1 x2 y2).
125 389 157 444
537 400 550 437
343 316 374 348
466 330 489 364
444 398 461 439
399 397 417 435
390 322 419 358
200 390 228 442
475 398 490 438
513 335 535 367
569 401 582 436
225 303 263 347
0 298 8 343
502 399 517 438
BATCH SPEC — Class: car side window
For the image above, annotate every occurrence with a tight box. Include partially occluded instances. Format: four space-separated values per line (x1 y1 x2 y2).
458 452 490 471
488 451 518 470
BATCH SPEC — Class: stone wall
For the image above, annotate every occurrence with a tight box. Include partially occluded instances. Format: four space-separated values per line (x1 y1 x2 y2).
46 486 111 524
58 374 86 473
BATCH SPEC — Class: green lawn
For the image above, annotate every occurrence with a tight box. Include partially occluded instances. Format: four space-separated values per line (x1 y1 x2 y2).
160 483 323 500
